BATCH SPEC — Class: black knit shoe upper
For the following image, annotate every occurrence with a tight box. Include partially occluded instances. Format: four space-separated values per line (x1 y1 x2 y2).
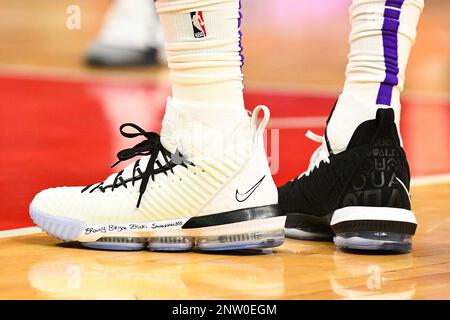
279 108 411 224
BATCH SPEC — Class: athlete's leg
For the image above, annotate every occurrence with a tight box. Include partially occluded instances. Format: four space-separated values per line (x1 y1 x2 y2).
329 0 424 153
279 0 424 253
30 0 283 251
156 0 248 157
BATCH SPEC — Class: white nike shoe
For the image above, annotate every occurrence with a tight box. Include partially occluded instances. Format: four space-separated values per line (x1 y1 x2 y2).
86 0 164 66
30 101 285 251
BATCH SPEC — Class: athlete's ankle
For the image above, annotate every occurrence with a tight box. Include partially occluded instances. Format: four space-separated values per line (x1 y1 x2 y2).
160 98 251 158
326 91 401 154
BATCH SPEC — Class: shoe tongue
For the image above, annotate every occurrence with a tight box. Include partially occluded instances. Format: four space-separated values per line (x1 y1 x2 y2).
103 98 253 187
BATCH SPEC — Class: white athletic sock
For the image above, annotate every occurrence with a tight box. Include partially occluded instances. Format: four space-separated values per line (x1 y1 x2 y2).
327 0 424 154
155 0 248 145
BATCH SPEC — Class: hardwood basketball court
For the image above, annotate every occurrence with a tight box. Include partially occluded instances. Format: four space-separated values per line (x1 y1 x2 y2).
0 0 449 299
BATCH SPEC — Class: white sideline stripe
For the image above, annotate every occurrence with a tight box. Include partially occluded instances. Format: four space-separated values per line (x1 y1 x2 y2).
0 63 166 84
411 173 450 186
0 227 42 238
331 207 417 225
246 80 450 102
0 174 448 239
268 116 327 129
1 64 450 103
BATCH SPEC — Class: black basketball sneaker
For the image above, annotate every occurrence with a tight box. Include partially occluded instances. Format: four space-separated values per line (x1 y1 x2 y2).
278 108 417 253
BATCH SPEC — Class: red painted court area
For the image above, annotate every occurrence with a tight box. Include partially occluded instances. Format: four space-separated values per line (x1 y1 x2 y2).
1 74 449 230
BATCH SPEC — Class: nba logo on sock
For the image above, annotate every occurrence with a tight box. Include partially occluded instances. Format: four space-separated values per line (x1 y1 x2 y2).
190 11 207 38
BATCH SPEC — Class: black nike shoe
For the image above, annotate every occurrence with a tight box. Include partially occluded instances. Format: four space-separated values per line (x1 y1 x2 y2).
279 108 416 253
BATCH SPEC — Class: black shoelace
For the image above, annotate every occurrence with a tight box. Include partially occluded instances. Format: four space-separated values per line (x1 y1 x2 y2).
81 123 192 208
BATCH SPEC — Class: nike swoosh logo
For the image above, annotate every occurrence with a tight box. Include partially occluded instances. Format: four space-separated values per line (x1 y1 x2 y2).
396 177 411 202
235 176 266 202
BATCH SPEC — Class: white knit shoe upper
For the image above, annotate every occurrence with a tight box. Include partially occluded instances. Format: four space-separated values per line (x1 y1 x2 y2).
30 102 277 228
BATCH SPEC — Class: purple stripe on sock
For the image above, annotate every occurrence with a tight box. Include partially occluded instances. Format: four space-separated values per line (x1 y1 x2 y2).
385 0 404 8
238 0 244 66
376 0 404 106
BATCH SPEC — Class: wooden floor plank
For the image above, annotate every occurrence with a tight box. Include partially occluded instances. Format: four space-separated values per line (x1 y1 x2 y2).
1 183 449 299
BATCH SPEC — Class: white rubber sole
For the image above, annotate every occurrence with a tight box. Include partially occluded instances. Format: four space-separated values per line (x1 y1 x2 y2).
330 206 417 253
30 205 286 251
331 206 417 225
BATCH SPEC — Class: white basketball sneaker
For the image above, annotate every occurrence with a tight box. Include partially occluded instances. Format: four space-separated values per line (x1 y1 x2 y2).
86 0 164 66
30 101 285 251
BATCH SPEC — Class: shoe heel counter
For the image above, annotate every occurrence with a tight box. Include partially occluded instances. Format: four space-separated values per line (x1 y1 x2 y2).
341 109 411 210
198 142 278 216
